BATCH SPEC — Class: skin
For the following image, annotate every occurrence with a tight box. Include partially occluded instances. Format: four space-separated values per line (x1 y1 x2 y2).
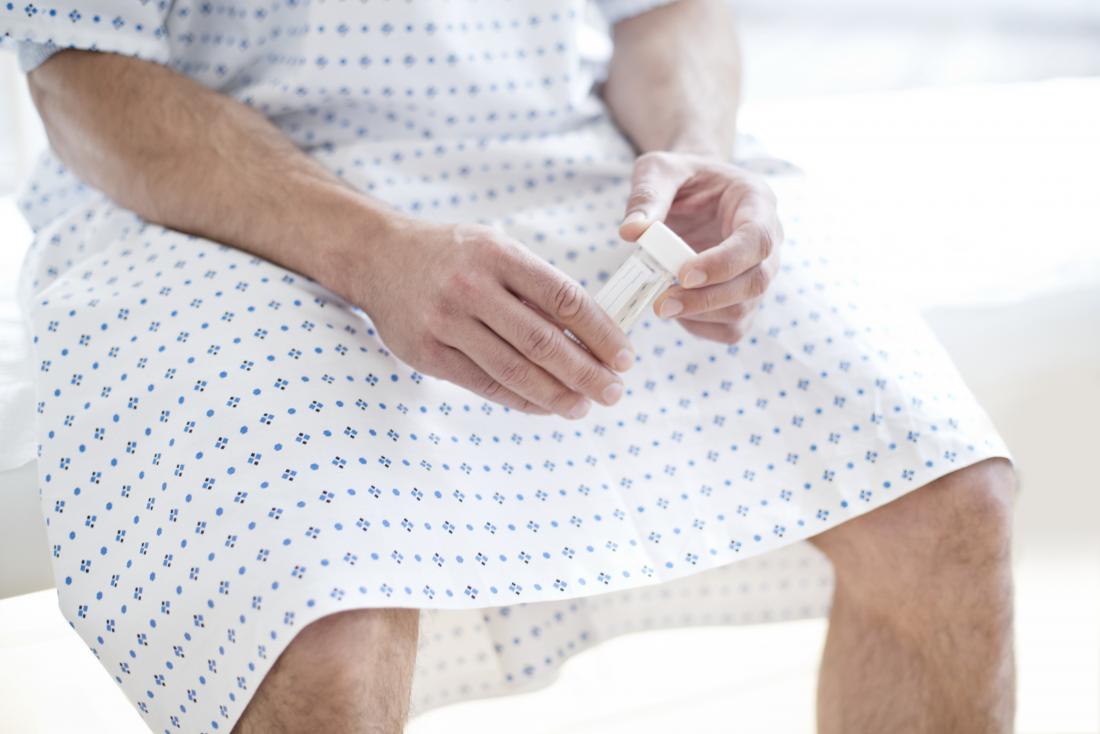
809 457 1017 734
26 1 1017 731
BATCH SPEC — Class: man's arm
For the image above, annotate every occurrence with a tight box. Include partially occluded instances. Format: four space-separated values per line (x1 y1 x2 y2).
596 0 781 347
600 0 741 157
26 49 397 302
24 49 636 418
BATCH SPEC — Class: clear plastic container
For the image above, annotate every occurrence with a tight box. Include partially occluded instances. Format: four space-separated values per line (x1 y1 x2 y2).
594 220 697 334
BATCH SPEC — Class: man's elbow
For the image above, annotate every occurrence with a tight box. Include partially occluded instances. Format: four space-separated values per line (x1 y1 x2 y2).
25 47 83 102
25 49 86 148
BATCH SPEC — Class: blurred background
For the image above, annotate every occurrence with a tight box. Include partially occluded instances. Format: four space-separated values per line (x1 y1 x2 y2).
2 0 1098 732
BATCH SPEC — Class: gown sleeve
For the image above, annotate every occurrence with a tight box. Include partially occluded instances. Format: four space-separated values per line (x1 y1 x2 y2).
0 0 174 66
593 0 679 25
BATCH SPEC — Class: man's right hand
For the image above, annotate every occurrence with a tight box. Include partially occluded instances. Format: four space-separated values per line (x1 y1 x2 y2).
342 219 636 419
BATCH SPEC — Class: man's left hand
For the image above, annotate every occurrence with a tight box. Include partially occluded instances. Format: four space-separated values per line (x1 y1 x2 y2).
618 151 783 345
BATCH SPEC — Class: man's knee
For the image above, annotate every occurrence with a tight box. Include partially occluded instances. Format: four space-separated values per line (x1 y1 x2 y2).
811 457 1018 603
926 457 1017 570
287 607 420 693
293 606 420 661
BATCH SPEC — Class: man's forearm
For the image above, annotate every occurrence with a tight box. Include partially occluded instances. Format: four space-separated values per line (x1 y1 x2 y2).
601 0 741 158
26 50 401 301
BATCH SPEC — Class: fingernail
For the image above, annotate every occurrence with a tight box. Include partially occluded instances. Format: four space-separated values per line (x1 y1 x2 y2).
658 298 683 318
621 211 646 227
613 348 635 371
567 399 591 419
601 381 624 405
681 269 706 288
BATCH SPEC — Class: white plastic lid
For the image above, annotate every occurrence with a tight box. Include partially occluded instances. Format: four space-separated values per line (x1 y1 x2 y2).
636 220 697 277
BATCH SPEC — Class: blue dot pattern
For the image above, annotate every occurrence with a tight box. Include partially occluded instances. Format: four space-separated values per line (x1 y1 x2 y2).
4 2 1014 732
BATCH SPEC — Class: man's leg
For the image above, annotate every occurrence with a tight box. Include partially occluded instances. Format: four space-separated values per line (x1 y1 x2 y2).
231 607 420 734
809 457 1017 734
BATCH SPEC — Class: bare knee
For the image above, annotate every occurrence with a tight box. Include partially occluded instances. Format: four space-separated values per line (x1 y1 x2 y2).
811 457 1017 612
232 607 420 734
926 457 1017 570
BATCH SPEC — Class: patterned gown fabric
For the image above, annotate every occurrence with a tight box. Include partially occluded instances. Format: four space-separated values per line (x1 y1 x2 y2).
2 1 1013 732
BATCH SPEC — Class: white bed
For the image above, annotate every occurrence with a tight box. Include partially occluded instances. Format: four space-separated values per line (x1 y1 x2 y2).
1 78 1097 733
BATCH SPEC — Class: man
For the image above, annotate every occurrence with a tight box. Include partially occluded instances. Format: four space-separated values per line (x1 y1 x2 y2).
8 0 1016 731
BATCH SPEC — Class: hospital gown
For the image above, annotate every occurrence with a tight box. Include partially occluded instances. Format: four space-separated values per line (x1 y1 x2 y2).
1 1 1013 731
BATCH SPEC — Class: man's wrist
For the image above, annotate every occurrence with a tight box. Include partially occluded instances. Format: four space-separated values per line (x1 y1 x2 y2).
664 129 734 159
307 188 412 306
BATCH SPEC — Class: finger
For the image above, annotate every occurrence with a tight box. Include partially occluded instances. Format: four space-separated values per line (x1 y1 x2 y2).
449 319 592 420
618 152 692 241
675 300 755 325
501 253 636 374
676 199 782 290
677 316 753 346
429 343 552 416
477 290 626 407
655 256 778 319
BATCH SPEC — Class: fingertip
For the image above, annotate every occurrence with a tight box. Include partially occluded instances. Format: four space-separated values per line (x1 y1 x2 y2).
619 211 648 241
566 399 591 420
601 381 624 405
613 347 635 372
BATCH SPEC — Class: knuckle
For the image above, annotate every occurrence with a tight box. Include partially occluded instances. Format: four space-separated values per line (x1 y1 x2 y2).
701 286 723 313
497 360 532 388
748 265 771 298
518 398 544 415
443 269 479 301
572 361 603 391
411 335 444 367
587 314 619 350
480 376 506 399
423 300 454 332
524 325 560 362
551 279 584 320
626 183 661 209
759 226 775 261
743 220 774 261
549 388 580 413
711 248 740 283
